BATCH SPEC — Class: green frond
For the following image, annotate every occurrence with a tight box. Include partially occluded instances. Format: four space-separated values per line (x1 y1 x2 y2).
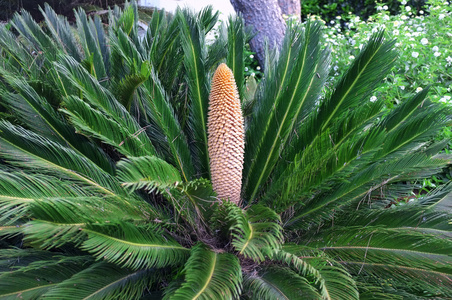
166 243 242 300
112 3 138 38
316 30 397 133
288 145 450 229
75 8 109 79
115 63 151 111
61 95 153 158
177 8 212 177
0 23 35 76
143 10 183 92
0 121 123 196
117 156 182 193
226 204 283 261
243 21 330 201
55 55 157 157
0 250 93 300
40 3 82 61
299 223 452 297
166 178 216 230
11 9 59 64
22 220 88 249
0 170 90 225
0 74 114 173
43 262 159 300
243 265 321 299
227 15 246 97
82 222 189 270
139 67 195 180
271 248 359 300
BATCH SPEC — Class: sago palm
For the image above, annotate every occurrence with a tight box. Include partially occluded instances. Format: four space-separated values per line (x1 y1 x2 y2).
0 2 451 299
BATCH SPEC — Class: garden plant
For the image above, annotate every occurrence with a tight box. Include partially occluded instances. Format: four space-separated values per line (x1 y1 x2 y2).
0 1 452 299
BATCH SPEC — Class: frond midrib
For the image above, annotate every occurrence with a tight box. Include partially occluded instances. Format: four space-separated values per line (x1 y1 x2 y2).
192 252 217 299
82 270 145 300
247 30 310 201
84 229 189 251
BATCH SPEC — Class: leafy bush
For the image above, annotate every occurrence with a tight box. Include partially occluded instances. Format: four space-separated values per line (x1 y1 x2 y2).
0 2 452 299
301 0 426 23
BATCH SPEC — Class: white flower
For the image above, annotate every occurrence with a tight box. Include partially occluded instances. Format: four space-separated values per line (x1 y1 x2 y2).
349 55 355 60
370 96 377 102
383 15 390 21
401 15 408 20
434 52 441 57
256 66 261 71
250 73 255 77
333 65 339 71
383 5 388 10
405 6 411 11
440 95 451 103
393 30 400 36
432 46 439 52
446 56 452 63
400 86 406 90
439 14 445 20
412 51 419 58
336 16 341 20
401 0 407 4
419 10 424 14
394 21 400 27
416 87 423 93
249 54 254 59
421 38 428 45
244 67 248 71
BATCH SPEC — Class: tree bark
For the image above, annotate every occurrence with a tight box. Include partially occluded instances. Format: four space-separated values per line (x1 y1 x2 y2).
230 0 286 68
278 0 301 18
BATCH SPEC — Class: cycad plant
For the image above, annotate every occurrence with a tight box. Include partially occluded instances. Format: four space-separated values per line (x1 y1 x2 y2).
0 2 452 299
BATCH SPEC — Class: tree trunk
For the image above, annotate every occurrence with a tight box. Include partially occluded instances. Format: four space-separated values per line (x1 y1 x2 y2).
278 0 301 19
230 0 286 68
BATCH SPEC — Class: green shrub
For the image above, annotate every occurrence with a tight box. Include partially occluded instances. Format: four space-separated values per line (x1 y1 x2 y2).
301 0 427 23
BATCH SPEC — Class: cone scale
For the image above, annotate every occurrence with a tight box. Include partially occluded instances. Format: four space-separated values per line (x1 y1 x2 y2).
207 63 244 205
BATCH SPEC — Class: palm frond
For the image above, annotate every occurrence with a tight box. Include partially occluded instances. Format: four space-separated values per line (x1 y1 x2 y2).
243 265 321 299
297 221 452 297
139 67 195 181
117 156 182 193
177 8 212 177
243 21 330 201
227 15 246 97
0 25 35 76
11 9 59 65
40 3 82 61
272 247 359 300
166 243 242 300
82 222 189 270
0 170 91 225
0 121 123 196
165 178 216 231
75 8 109 79
226 204 283 261
316 30 397 133
55 55 157 157
0 74 114 173
43 262 160 300
0 250 93 300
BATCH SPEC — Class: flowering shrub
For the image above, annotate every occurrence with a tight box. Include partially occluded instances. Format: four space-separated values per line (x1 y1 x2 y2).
315 0 451 109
